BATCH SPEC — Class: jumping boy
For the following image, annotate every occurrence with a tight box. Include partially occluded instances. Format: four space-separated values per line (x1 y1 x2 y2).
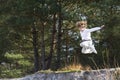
76 21 104 54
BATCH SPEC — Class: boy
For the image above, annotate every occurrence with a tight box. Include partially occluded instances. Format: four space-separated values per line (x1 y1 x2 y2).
76 21 104 54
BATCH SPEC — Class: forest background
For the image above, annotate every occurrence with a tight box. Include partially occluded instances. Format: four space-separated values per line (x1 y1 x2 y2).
0 0 120 78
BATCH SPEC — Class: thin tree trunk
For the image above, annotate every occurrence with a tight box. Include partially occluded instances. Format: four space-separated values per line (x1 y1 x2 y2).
56 0 62 70
65 29 69 65
39 1 46 70
32 22 39 72
41 22 46 70
46 14 56 69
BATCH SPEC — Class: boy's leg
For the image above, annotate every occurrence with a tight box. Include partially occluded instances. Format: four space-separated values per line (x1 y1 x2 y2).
89 44 97 54
81 47 92 54
80 41 92 54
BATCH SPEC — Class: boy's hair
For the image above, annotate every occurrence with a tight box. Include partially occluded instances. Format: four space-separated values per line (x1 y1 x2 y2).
76 21 87 28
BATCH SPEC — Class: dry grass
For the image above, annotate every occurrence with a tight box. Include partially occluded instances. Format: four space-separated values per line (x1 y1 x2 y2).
59 63 91 72
38 64 92 73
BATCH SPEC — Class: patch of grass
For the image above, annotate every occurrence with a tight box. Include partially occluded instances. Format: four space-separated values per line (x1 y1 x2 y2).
37 69 54 73
59 64 91 71
38 64 91 73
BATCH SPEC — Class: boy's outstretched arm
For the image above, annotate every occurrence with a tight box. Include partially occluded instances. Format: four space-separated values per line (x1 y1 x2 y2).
89 25 105 32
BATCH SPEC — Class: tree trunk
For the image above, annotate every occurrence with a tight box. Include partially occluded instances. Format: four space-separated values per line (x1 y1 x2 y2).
46 14 57 69
41 22 46 70
56 0 62 70
32 22 39 72
65 29 69 65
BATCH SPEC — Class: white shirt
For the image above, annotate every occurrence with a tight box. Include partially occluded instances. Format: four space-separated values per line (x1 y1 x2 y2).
80 27 101 40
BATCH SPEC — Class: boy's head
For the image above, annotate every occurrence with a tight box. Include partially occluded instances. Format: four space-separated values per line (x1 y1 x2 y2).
76 21 87 31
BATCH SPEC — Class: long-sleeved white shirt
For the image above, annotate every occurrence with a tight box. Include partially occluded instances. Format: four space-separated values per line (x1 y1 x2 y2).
80 27 101 40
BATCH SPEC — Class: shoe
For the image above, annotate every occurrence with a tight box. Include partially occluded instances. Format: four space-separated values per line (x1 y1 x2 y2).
89 46 97 54
93 51 97 54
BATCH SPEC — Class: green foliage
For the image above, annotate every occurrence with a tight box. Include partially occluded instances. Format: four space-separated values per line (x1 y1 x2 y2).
18 60 31 67
0 69 22 78
5 52 24 60
0 53 33 78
